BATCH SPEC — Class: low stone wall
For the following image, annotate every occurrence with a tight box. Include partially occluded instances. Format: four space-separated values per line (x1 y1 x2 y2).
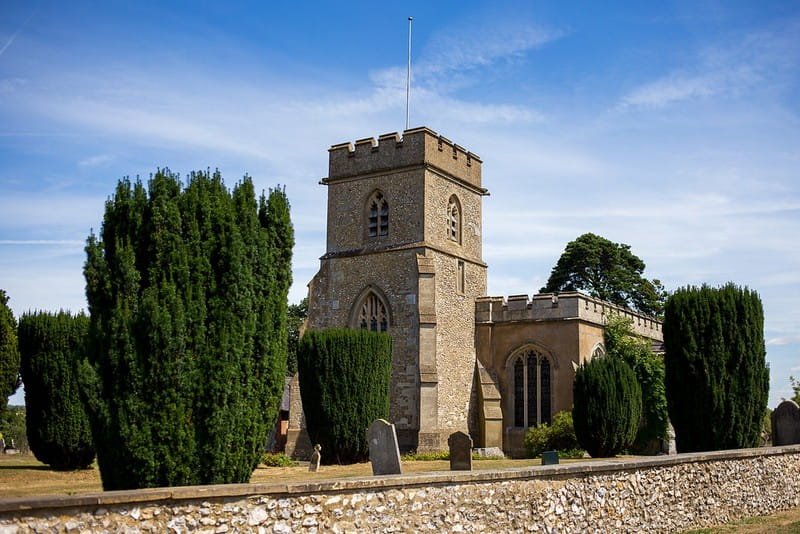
1 445 799 533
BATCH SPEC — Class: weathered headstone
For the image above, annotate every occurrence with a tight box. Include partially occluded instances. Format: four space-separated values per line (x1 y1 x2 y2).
771 400 800 446
541 450 559 465
308 444 322 472
368 419 402 475
448 431 473 471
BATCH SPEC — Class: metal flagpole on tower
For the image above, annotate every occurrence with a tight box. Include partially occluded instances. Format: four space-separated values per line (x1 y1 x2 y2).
406 16 413 131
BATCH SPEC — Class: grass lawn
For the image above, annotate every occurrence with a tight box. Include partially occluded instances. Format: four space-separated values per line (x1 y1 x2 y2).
0 454 797 533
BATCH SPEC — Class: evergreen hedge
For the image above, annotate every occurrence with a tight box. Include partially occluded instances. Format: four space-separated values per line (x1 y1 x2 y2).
663 283 768 452
81 170 293 489
297 328 392 464
573 355 641 457
0 290 20 414
18 311 95 469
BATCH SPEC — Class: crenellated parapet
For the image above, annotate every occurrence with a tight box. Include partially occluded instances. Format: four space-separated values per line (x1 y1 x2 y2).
475 292 662 341
325 127 484 191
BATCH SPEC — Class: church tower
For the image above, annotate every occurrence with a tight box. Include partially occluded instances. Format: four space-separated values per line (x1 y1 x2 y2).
306 127 488 450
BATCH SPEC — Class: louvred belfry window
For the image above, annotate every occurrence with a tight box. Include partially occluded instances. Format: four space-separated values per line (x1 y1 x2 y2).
447 196 460 243
368 192 389 237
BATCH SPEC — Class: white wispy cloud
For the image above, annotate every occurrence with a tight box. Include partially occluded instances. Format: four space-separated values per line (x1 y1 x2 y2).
619 21 800 109
767 337 800 347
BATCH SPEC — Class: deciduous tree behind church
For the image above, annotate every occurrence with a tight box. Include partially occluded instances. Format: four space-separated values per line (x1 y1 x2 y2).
81 170 293 490
541 233 666 317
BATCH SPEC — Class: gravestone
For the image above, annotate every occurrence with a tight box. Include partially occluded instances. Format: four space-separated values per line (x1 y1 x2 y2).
368 419 402 475
308 444 322 472
448 431 473 471
771 400 800 446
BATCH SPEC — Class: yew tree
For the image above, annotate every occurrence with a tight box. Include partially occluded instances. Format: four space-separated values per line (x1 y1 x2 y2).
0 290 20 413
663 283 768 452
82 169 293 489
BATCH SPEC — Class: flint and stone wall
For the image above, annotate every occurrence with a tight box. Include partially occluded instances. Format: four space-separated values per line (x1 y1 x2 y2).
2 446 799 533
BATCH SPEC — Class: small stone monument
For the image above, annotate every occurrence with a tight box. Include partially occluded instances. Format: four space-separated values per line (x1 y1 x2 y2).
308 444 322 472
771 400 800 446
541 450 559 465
448 431 473 471
368 419 402 475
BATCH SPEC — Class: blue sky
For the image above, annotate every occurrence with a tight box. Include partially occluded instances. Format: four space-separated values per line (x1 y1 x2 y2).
1 1 798 407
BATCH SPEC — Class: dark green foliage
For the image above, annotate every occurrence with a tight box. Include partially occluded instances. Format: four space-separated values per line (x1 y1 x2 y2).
260 452 299 467
573 355 641 457
286 298 308 376
523 410 582 458
82 169 293 489
297 328 392 464
541 233 666 317
604 316 668 452
0 290 21 414
663 284 768 453
0 406 28 454
790 376 800 405
18 311 95 469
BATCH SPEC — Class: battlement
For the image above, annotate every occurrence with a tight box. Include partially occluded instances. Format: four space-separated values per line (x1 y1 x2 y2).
475 292 662 341
325 127 484 190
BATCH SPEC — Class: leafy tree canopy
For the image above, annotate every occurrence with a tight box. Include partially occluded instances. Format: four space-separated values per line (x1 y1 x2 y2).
541 233 666 317
604 315 668 452
790 376 800 405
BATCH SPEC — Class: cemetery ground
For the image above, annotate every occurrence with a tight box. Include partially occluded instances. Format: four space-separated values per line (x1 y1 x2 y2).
0 455 798 532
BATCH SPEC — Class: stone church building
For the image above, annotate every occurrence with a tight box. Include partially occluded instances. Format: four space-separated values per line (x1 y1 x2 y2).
286 127 663 458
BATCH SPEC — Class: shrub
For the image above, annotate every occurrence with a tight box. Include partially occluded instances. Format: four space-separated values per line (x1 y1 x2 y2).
523 410 582 458
573 356 641 458
297 328 392 464
604 316 668 453
663 284 768 452
81 170 293 489
401 450 450 461
261 452 299 467
18 311 95 469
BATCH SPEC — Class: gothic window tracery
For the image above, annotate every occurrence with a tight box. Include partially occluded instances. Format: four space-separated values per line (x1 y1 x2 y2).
447 195 461 243
367 191 389 237
356 292 388 332
511 348 552 427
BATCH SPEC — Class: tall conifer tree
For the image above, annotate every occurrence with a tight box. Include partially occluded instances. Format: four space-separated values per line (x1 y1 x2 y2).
81 170 293 489
0 290 20 413
18 311 95 469
663 283 768 452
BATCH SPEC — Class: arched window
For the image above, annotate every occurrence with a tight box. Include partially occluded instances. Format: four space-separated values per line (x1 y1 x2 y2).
447 195 461 243
355 291 389 332
367 191 389 237
591 344 606 359
511 348 552 427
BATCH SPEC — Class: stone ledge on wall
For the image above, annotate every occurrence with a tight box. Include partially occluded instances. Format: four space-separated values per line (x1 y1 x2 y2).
1 445 799 533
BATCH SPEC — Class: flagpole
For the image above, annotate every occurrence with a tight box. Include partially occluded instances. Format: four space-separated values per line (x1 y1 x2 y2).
406 16 413 131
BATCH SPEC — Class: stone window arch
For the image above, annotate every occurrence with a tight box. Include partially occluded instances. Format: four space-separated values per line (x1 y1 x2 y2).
447 195 461 243
591 343 606 359
366 190 389 237
507 346 554 427
350 287 390 332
